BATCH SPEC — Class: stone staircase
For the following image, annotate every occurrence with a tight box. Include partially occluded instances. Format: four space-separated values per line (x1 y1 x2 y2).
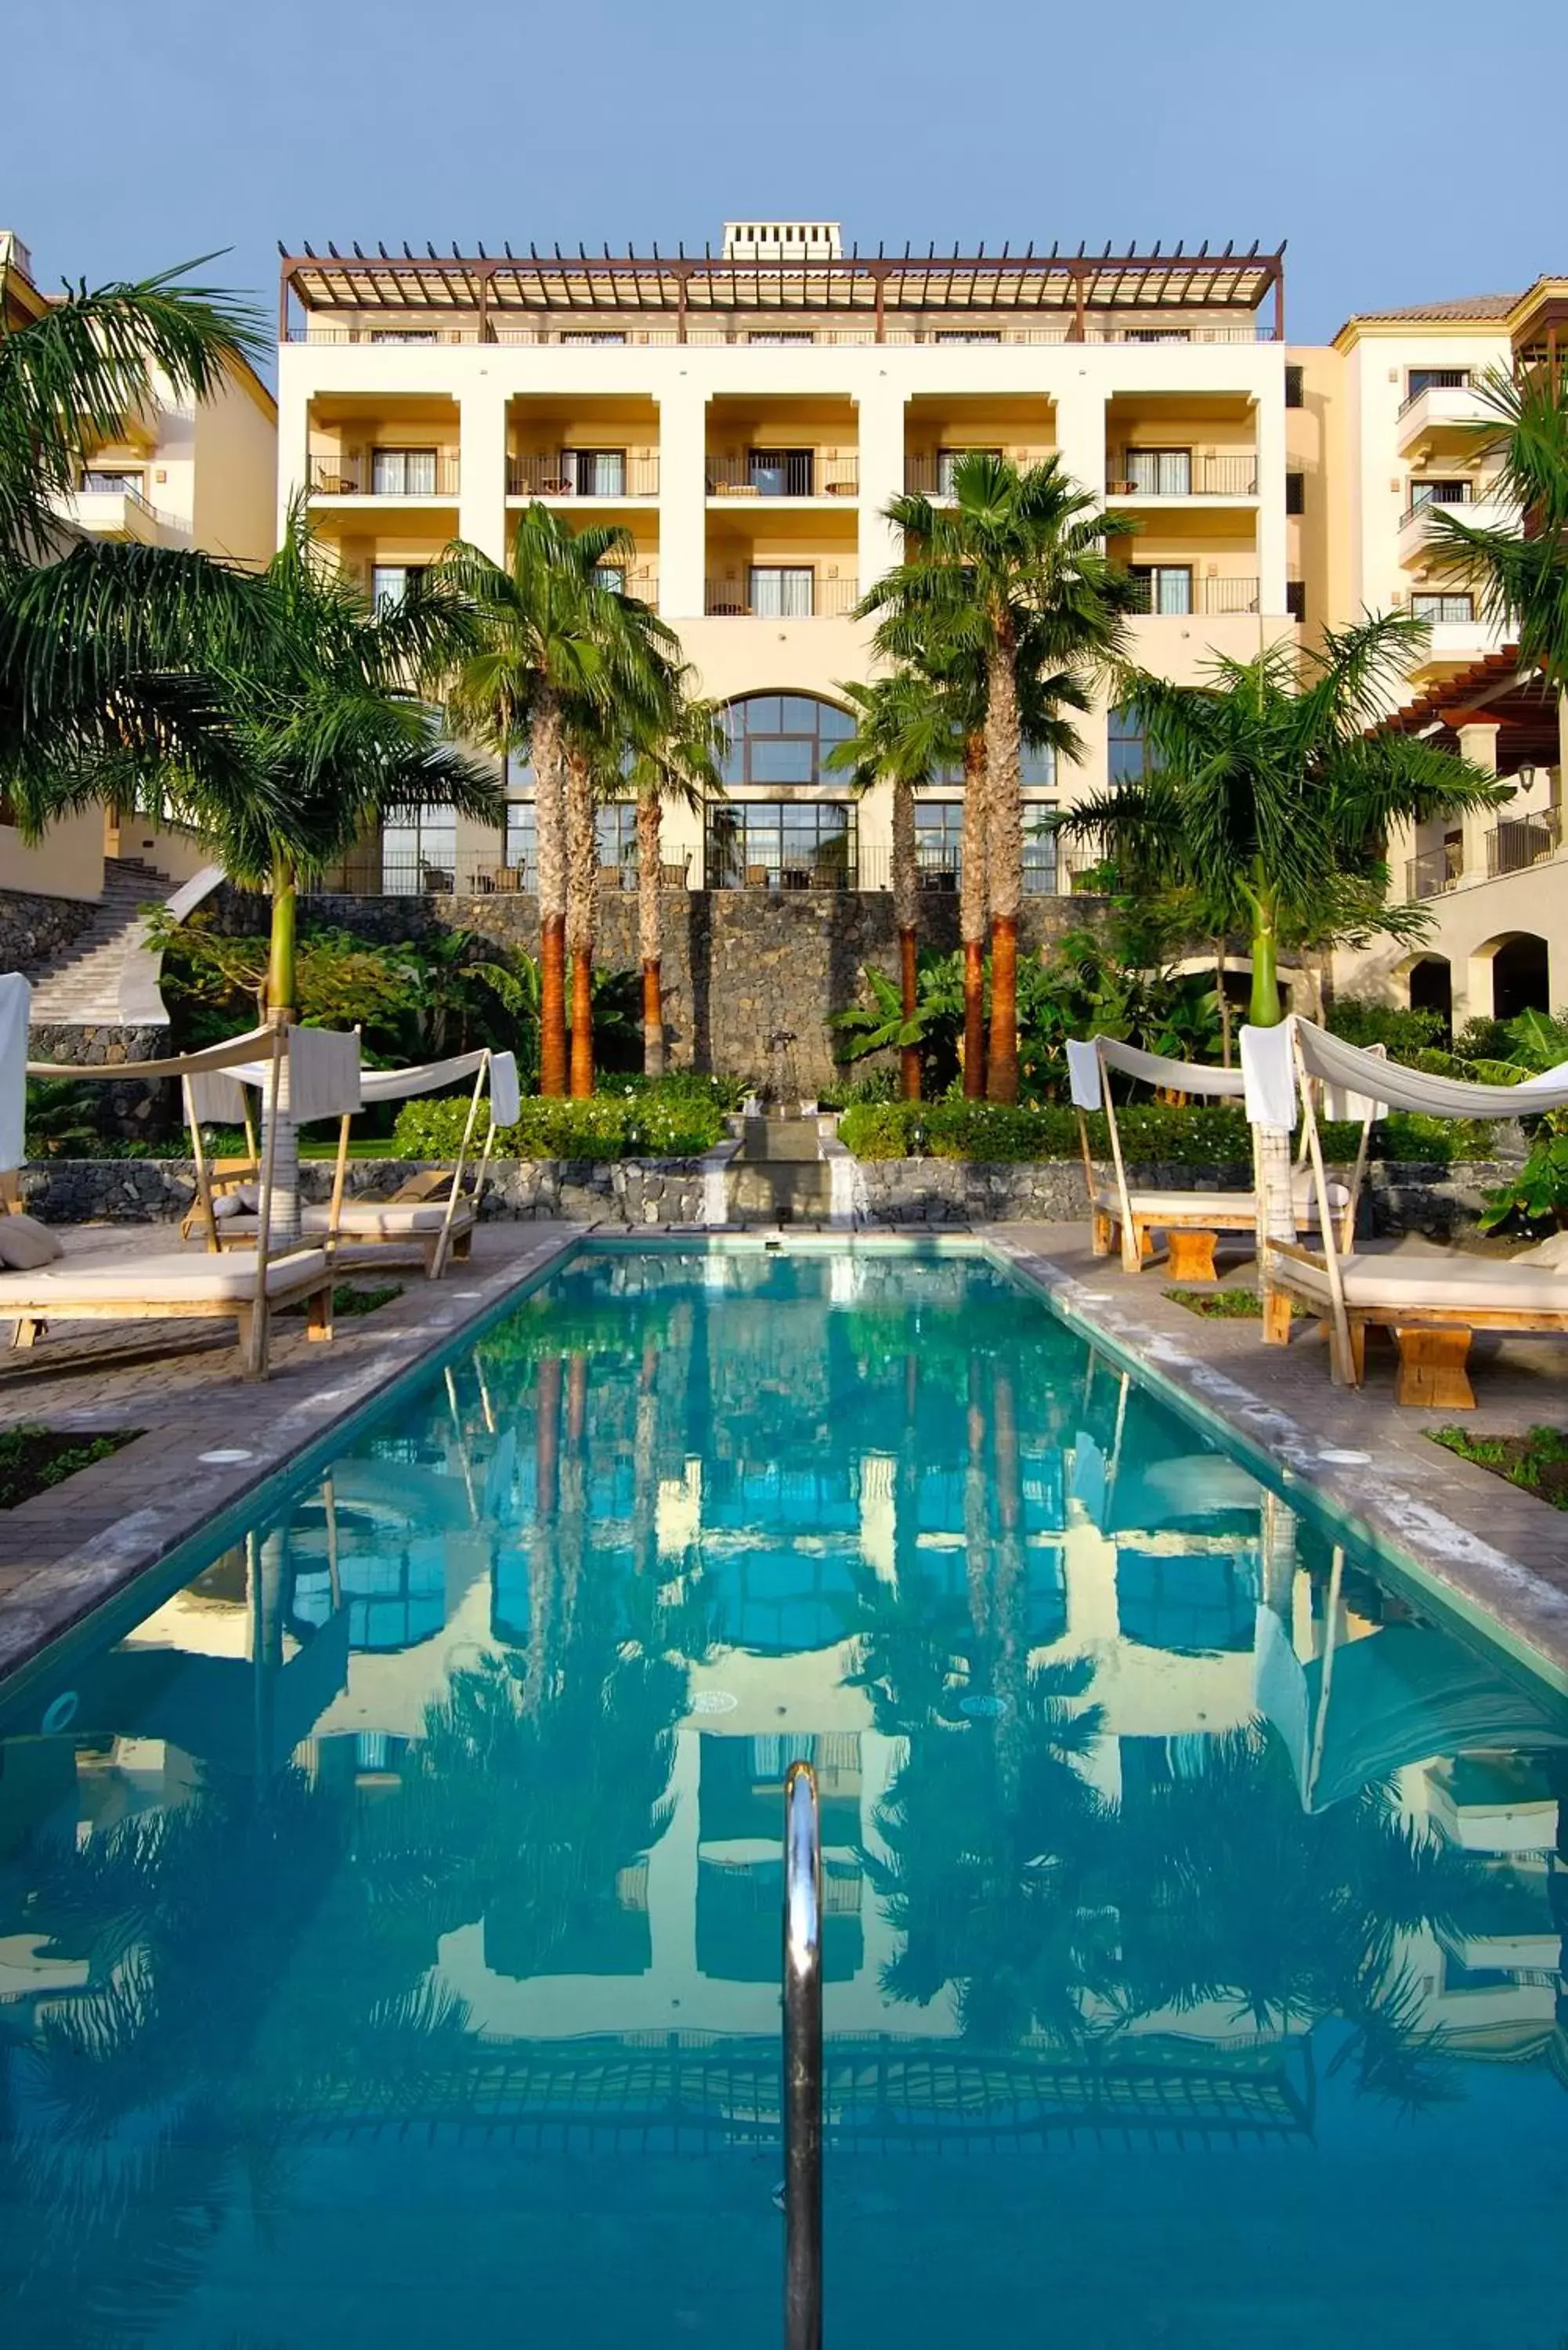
27 857 177 1025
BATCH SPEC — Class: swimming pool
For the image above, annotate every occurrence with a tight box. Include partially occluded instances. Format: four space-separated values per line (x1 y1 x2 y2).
2 1245 1566 2347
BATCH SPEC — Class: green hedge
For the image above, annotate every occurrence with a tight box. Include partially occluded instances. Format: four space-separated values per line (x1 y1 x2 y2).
392 1089 725 1162
836 1099 1463 1166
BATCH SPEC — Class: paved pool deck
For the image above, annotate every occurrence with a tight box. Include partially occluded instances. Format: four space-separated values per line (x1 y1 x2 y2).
989 1224 1568 1689
2 1217 1567 1694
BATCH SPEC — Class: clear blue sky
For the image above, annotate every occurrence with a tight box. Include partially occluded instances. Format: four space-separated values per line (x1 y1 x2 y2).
9 0 1563 362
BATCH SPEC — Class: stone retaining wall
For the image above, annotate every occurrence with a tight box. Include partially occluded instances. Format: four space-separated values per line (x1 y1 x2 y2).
17 1153 1518 1238
0 887 99 978
25 1022 175 1143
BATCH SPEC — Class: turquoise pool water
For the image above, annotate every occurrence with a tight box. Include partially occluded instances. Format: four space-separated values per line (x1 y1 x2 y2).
2 1246 1566 2347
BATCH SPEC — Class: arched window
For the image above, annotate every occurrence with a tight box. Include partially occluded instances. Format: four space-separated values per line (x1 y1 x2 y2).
709 694 858 888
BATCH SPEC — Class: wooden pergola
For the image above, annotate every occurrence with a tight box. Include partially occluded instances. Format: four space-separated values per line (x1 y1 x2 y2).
278 238 1287 342
1379 648 1562 776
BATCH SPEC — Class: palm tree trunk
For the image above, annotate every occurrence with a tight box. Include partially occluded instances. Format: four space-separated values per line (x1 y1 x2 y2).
533 696 569 1097
262 854 301 1247
959 731 988 1098
985 631 1023 1104
565 745 597 1100
891 772 921 1101
636 784 665 1077
1249 884 1281 1029
1215 941 1233 1068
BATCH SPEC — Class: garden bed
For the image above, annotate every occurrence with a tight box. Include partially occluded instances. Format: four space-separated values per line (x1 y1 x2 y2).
0 1423 142 1512
1430 1425 1568 1511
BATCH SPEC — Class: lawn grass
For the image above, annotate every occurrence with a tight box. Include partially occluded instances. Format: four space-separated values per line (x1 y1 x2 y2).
1430 1424 1568 1511
1165 1286 1309 1321
0 1423 142 1511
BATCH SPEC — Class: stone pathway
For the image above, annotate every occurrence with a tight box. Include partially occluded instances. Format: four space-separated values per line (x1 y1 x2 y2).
0 1223 583 1679
988 1224 1568 1685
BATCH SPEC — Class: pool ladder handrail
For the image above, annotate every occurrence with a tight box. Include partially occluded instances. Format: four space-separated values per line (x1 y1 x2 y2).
782 1759 823 2350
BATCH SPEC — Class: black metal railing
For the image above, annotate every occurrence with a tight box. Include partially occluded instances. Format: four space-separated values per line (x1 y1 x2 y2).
1487 812 1561 879
1107 454 1259 497
703 574 858 619
1397 371 1471 416
1405 843 1464 901
706 452 858 497
1124 575 1261 616
507 451 659 497
1400 490 1472 532
308 454 461 497
782 1761 822 2350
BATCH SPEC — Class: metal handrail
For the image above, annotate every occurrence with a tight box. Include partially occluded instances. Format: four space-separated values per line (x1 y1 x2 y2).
782 1759 822 2350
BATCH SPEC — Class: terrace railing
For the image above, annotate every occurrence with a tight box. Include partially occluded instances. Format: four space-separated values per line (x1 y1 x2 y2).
706 453 859 497
1405 843 1464 901
1486 811 1562 879
507 453 659 497
308 454 461 497
703 575 858 618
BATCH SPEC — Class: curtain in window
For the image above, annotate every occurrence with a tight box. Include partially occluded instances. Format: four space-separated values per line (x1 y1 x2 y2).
750 567 814 618
371 449 437 495
1127 450 1191 495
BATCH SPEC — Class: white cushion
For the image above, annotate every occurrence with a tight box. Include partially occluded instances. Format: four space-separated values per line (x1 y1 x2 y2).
305 1201 458 1236
0 1212 65 1269
1094 1186 1257 1226
1515 1229 1568 1268
0 1247 331 1305
1277 1251 1568 1315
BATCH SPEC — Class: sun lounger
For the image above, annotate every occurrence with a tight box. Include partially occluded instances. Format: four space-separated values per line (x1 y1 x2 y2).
1089 1169 1351 1279
2 1245 335 1358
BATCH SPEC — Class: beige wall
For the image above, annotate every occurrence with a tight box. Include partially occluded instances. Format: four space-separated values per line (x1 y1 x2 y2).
2 806 105 902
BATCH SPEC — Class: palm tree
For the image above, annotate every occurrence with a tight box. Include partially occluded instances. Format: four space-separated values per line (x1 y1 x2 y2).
863 454 1137 1102
1 256 278 806
1424 360 1568 690
827 672 964 1099
1057 614 1505 1270
625 671 724 1077
442 512 674 1095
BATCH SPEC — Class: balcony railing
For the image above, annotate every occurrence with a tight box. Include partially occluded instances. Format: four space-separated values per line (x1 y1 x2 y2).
854 846 1062 894
286 320 1276 350
1487 811 1562 879
309 454 461 497
1397 371 1470 416
704 575 858 618
1406 843 1463 901
706 453 858 497
1125 576 1260 616
1107 455 1259 497
1399 490 1472 533
507 452 659 497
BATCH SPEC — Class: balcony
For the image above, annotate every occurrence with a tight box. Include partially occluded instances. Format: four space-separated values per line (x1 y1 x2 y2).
1106 454 1259 500
52 479 168 544
706 451 858 499
308 453 461 500
703 573 858 618
1396 489 1510 567
508 451 659 499
1406 842 1464 901
1412 613 1512 668
1125 575 1260 616
903 450 1054 497
1486 811 1561 879
1396 376 1490 456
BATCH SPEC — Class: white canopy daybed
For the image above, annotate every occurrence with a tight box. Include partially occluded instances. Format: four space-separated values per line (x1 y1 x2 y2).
1242 1017 1568 1408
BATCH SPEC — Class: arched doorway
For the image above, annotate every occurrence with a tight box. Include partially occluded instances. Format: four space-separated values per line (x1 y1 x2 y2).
1407 955 1453 1039
1489 934 1551 1021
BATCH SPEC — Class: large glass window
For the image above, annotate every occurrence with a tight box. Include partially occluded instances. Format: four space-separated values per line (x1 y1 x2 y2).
370 447 438 495
382 803 456 894
562 447 626 496
1412 591 1475 624
1125 449 1192 496
595 802 638 879
1129 563 1194 615
750 447 815 497
706 801 856 888
750 566 814 617
370 563 428 609
717 694 854 787
1109 703 1151 785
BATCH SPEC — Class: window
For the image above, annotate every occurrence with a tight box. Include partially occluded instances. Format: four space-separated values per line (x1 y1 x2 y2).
370 447 438 495
1125 449 1192 496
79 468 143 495
1284 470 1305 515
370 564 428 608
503 791 537 881
381 803 456 895
1410 479 1471 508
749 564 814 617
560 330 627 345
1129 564 1193 616
595 802 638 876
716 693 854 789
594 563 627 595
1412 591 1475 624
706 800 856 888
1407 367 1469 400
937 446 1001 496
1284 364 1305 409
1109 703 1151 785
914 802 964 864
561 447 626 496
749 447 815 497
1285 580 1307 624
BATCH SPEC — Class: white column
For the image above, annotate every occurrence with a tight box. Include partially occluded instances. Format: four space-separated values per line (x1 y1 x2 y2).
1052 380 1107 508
855 374 907 600
1254 381 1288 620
658 378 709 620
457 379 508 564
1456 719 1501 883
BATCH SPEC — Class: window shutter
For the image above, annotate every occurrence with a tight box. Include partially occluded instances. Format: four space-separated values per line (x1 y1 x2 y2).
1285 471 1306 515
1284 364 1305 410
1285 580 1307 623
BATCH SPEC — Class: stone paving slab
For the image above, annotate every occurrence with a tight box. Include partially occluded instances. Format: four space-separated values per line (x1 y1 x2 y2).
987 1223 1568 1687
0 1222 587 1680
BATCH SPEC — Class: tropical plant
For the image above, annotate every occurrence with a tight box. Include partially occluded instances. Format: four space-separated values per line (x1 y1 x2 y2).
862 454 1138 1101
1423 360 1568 690
827 673 966 1098
623 671 724 1078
